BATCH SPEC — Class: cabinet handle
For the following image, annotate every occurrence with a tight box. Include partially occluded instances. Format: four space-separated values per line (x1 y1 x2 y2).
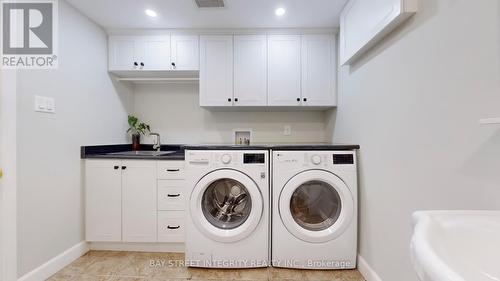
234 98 239 102
140 62 144 69
166 169 180 172
133 62 138 66
121 166 127 170
228 98 232 102
171 62 176 69
167 225 180 230
303 98 307 102
167 194 181 197
114 166 119 170
296 98 300 102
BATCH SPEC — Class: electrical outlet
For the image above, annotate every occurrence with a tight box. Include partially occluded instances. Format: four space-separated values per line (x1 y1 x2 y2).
284 125 292 136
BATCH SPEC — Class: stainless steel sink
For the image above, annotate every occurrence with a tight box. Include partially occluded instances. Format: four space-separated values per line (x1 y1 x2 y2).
106 150 177 157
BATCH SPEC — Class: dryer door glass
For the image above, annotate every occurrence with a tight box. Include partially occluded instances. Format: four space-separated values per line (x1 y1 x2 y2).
290 180 342 231
202 178 252 230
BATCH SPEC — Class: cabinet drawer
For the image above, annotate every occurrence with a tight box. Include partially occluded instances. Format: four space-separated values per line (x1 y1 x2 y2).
158 211 185 243
158 186 186 211
157 162 185 179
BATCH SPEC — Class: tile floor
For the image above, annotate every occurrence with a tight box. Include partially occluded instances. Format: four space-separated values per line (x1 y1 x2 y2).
48 251 365 281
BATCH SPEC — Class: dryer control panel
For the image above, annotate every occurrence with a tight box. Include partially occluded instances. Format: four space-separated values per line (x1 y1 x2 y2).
274 151 356 169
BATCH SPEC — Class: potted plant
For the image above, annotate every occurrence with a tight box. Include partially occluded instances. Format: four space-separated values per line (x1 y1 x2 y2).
127 115 151 151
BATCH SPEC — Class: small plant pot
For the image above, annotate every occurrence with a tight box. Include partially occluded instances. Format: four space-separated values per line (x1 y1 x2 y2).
132 134 141 151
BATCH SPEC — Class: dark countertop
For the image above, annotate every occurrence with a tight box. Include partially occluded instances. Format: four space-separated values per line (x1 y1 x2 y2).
81 143 360 160
81 144 185 160
183 143 360 151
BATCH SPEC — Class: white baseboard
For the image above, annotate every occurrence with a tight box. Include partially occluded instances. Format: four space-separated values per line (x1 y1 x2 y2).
358 255 383 281
89 242 185 253
18 241 89 281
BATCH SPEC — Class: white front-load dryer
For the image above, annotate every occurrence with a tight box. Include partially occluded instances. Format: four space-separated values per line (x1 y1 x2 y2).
272 150 358 269
185 150 269 268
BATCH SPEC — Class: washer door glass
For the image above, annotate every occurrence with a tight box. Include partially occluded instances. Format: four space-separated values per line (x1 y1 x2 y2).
279 170 354 243
190 169 264 243
202 178 252 230
290 180 341 231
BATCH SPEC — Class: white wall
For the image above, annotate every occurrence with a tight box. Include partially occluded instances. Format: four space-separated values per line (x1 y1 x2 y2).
133 84 328 144
329 0 500 280
16 0 133 276
1 70 18 281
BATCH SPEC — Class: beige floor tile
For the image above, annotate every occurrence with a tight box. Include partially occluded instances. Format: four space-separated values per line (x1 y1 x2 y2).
269 267 365 281
188 267 268 280
47 252 365 281
84 252 134 277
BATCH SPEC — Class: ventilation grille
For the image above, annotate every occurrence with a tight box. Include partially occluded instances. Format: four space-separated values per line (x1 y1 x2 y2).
195 0 225 8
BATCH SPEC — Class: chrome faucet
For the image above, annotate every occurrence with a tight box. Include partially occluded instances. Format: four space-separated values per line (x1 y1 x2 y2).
150 133 161 151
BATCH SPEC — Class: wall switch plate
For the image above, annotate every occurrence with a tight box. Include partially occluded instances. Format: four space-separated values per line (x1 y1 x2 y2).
284 125 292 136
35 95 55 113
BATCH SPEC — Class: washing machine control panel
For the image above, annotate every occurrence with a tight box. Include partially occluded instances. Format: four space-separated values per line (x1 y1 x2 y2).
311 154 322 165
221 153 232 164
210 151 268 167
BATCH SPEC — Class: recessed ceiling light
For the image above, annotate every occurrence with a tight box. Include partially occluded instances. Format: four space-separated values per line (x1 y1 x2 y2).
275 7 286 17
145 9 158 17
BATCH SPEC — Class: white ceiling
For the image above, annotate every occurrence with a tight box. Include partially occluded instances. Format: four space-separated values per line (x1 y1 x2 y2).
65 0 348 30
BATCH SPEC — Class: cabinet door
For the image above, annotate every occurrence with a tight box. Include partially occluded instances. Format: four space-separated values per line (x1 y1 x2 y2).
301 34 336 106
339 0 417 65
171 35 199 70
268 35 302 106
199 35 234 107
85 160 122 242
108 36 140 71
139 36 171 70
234 35 267 106
122 160 157 242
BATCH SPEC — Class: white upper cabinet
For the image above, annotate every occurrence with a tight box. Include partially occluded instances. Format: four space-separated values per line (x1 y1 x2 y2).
109 36 170 71
301 34 336 106
121 160 157 243
140 36 171 70
267 35 302 106
199 35 234 107
171 35 199 70
85 160 122 242
234 35 267 106
108 36 141 71
340 0 417 65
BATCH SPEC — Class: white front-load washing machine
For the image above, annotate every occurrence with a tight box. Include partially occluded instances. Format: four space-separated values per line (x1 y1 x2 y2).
272 150 358 269
185 149 269 268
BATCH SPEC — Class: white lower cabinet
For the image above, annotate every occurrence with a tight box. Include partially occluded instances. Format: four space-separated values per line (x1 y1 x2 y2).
122 160 157 242
158 211 185 243
85 159 186 244
158 180 186 211
85 160 122 242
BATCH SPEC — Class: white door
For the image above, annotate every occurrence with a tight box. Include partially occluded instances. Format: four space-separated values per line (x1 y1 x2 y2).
268 35 302 106
85 160 122 242
108 36 140 70
140 36 171 70
234 35 267 106
301 35 337 106
279 170 354 243
199 35 234 107
171 35 199 70
190 169 263 243
122 160 157 242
